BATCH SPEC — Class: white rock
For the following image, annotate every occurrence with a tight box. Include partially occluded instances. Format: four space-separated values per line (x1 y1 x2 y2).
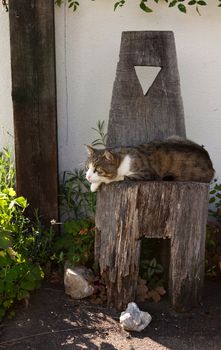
64 266 94 299
120 302 152 332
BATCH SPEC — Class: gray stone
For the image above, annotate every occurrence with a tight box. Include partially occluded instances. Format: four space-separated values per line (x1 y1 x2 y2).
64 266 94 299
120 302 152 332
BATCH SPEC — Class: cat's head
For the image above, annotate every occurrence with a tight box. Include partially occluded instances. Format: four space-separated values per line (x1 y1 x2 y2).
85 145 119 184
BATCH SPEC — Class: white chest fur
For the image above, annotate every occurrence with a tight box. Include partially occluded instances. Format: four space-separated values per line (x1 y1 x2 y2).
117 155 133 177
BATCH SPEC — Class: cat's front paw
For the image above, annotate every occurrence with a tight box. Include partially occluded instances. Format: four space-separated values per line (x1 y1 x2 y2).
90 182 100 192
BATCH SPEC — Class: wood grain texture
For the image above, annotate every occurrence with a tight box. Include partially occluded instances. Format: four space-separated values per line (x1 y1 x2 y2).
107 31 186 148
95 31 209 311
96 181 209 310
9 0 58 225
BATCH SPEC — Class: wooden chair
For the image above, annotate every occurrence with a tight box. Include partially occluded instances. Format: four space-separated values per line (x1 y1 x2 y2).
95 31 209 311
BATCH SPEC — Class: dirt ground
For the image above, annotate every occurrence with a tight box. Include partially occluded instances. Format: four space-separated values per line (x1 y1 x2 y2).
0 278 221 350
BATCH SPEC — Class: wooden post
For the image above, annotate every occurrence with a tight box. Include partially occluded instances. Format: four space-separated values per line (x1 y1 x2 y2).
9 0 58 225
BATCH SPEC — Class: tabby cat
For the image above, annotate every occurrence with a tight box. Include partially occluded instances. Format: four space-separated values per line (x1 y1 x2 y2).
85 138 214 192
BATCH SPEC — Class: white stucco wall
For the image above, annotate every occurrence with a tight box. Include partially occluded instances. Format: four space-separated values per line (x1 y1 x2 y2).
0 3 220 180
0 8 13 151
55 1 221 180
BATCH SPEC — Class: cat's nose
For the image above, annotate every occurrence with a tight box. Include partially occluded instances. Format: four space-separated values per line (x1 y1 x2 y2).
87 175 92 182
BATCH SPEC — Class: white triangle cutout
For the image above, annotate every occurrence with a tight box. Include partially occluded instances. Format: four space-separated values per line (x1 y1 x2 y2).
134 66 161 95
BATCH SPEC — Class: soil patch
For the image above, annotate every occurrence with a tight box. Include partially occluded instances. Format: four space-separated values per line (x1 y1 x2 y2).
0 279 221 350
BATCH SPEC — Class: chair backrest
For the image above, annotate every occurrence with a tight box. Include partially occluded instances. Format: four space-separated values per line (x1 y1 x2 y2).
107 31 186 148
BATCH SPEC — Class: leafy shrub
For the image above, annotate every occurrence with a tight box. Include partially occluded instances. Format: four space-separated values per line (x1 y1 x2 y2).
59 120 107 221
0 187 44 320
139 238 165 289
55 0 221 15
206 222 221 277
0 147 15 191
52 219 95 267
0 148 56 320
60 170 96 221
14 211 56 268
209 179 221 220
206 180 221 277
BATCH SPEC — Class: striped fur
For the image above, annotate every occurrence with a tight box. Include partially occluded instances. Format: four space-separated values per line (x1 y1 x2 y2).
85 139 214 192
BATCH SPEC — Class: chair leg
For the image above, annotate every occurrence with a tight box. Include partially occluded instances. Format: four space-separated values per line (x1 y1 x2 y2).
169 193 208 311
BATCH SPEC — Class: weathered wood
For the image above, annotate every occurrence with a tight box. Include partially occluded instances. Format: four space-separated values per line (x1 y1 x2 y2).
9 0 58 225
95 31 209 311
107 31 186 148
96 181 209 310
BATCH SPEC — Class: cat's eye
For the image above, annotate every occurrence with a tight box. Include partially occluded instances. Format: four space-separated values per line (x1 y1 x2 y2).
94 167 103 175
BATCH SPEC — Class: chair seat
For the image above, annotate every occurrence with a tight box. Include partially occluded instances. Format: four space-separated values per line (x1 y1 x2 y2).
95 180 209 311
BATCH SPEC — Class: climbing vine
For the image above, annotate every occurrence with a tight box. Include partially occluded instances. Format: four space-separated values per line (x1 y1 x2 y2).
2 0 221 14
55 0 221 14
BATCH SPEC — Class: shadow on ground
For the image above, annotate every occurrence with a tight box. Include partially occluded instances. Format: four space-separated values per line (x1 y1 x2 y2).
0 279 221 350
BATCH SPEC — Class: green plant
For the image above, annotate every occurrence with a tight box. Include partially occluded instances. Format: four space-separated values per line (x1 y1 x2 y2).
139 238 165 288
137 238 166 302
52 219 95 267
59 120 107 221
205 222 221 277
55 0 221 14
0 188 44 320
140 258 164 288
14 211 56 269
60 169 96 220
0 147 15 192
209 179 221 220
0 251 43 320
91 120 107 147
0 148 57 320
205 180 221 277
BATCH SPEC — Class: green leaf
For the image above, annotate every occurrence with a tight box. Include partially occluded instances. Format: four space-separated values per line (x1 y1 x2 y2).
114 0 125 11
209 190 216 195
140 1 153 12
7 188 16 197
0 234 12 249
0 306 6 320
169 0 177 7
31 265 44 280
64 219 90 235
178 3 187 12
55 0 63 7
14 196 28 209
8 200 15 210
20 280 36 291
3 299 13 309
197 0 207 5
209 197 216 203
188 0 196 4
17 289 30 301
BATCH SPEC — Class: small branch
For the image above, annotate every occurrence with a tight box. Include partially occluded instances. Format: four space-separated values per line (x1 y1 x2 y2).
2 0 8 11
0 327 89 347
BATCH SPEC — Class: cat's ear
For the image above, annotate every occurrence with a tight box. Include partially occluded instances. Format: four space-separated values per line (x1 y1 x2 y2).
85 145 95 156
104 150 114 161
